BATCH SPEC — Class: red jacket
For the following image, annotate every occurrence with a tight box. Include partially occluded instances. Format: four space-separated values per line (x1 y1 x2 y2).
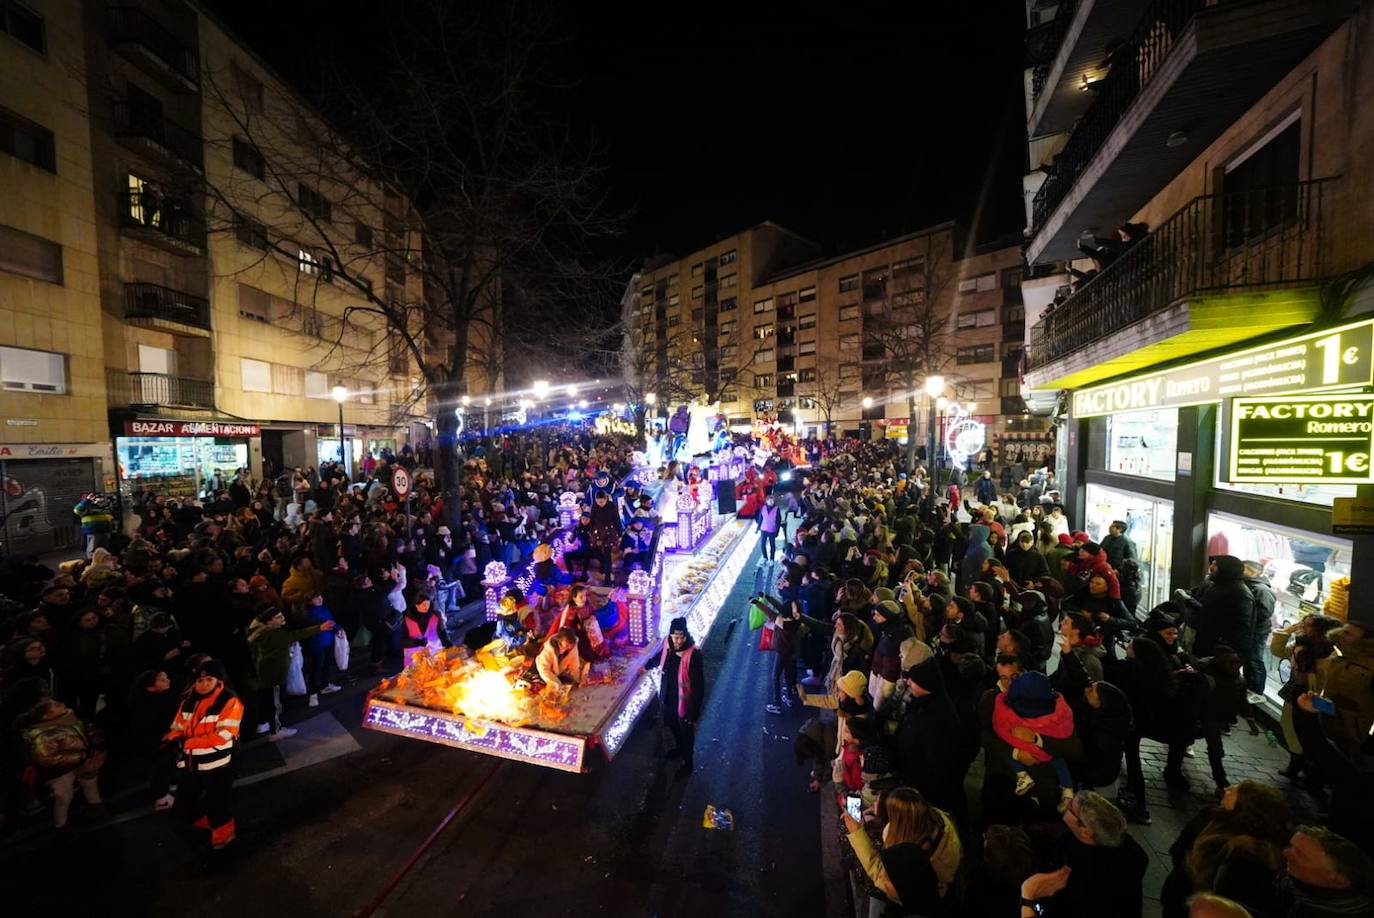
992 693 1073 764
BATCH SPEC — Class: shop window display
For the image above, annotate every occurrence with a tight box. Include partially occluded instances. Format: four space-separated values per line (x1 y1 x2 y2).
1213 425 1356 507
1205 511 1352 706
1105 408 1177 480
1083 483 1173 614
117 437 247 499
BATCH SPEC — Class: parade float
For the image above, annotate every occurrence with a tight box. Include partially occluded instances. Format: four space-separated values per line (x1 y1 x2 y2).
363 472 758 772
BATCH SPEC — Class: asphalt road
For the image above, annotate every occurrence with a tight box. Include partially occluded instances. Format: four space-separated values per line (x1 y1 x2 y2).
4 541 829 918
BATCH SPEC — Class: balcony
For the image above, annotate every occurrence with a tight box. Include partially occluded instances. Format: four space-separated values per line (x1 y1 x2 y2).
1027 178 1333 389
1028 0 1151 139
107 7 200 93
107 370 214 409
1027 0 1350 266
112 101 202 171
122 282 210 333
119 190 206 256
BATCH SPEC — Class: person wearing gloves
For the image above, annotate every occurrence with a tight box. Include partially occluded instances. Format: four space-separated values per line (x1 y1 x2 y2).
642 616 705 778
246 604 335 741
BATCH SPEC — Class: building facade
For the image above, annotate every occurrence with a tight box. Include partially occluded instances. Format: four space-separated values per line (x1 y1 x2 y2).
1019 0 1374 705
630 222 1031 458
0 0 443 553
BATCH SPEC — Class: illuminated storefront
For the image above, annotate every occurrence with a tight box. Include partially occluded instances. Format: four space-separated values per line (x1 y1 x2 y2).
1060 317 1374 708
116 420 257 499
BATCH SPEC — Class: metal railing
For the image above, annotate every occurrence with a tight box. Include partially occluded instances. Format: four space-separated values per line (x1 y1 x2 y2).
122 282 210 330
1029 178 1333 367
118 190 206 250
1030 0 1081 100
107 370 214 409
107 7 200 89
112 100 203 168
1031 0 1234 232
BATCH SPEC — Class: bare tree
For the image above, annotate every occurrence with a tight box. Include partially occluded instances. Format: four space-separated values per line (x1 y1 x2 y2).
807 355 850 437
199 1 622 497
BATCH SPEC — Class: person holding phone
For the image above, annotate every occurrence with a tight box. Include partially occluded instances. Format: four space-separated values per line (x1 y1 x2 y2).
841 787 945 918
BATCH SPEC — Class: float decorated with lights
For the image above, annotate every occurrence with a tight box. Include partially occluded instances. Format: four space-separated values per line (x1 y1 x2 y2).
363 474 757 772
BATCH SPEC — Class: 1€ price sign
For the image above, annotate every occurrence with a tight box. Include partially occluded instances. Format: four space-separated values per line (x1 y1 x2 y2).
1227 395 1374 484
392 466 412 499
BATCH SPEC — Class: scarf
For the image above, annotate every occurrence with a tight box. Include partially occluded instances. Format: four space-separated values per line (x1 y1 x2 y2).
658 642 695 719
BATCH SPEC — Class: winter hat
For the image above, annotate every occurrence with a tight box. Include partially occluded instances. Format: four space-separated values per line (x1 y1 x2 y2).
876 599 902 622
1016 590 1047 618
436 526 452 536
195 658 229 683
249 575 271 591
669 617 689 636
837 669 868 700
1081 541 1102 557
1005 671 1058 719
905 657 944 693
1142 603 1180 634
1056 533 1074 546
1071 531 1089 543
873 587 896 602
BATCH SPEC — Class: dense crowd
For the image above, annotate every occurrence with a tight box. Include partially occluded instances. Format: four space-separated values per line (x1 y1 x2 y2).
744 439 1373 918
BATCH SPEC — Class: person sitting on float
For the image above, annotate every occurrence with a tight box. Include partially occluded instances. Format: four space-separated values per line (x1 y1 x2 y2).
536 628 587 698
495 587 537 651
546 583 607 661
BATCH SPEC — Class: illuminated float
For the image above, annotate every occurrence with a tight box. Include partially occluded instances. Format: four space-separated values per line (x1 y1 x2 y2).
363 503 758 772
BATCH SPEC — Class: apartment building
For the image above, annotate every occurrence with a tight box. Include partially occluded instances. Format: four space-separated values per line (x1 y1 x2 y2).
0 0 112 556
1018 0 1373 700
0 0 444 554
631 222 1028 455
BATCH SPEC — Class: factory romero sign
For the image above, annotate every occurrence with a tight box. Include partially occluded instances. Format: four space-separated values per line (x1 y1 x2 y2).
1072 319 1374 418
1226 395 1374 484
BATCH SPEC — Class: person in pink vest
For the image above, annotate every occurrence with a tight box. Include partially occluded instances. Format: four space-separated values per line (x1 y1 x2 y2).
643 616 705 778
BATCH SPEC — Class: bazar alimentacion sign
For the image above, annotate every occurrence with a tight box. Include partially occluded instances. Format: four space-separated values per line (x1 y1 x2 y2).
124 420 260 437
1226 395 1374 484
1071 318 1374 418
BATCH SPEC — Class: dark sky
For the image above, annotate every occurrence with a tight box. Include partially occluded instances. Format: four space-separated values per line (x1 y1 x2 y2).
208 2 1027 264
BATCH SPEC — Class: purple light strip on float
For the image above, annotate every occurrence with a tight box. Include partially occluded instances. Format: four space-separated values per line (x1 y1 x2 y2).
363 702 585 772
601 672 658 758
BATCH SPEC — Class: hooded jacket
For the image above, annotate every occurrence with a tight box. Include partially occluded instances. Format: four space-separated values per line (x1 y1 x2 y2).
959 524 993 594
1193 556 1255 658
894 658 963 811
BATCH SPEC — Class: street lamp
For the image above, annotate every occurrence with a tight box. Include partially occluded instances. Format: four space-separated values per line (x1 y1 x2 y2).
566 384 578 398
331 385 350 480
645 392 657 406
532 379 551 400
924 375 945 398
461 394 471 407
862 396 874 409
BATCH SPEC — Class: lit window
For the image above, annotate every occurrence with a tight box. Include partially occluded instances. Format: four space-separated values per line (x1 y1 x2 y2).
719 250 737 265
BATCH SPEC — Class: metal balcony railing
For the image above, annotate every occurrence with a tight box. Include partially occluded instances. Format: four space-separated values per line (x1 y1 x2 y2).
107 370 214 409
1031 0 1230 233
112 100 203 169
107 7 200 90
1029 178 1333 368
1030 0 1081 99
118 190 206 251
122 282 210 330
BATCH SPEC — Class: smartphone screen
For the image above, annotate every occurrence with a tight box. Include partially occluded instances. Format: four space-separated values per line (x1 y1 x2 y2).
846 794 863 821
1312 695 1336 716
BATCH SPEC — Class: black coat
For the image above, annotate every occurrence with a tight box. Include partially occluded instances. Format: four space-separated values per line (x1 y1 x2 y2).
1193 559 1255 657
1071 681 1132 787
645 640 705 723
895 693 963 811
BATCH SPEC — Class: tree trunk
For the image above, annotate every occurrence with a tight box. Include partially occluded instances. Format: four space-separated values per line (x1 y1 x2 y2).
634 407 646 440
904 394 919 473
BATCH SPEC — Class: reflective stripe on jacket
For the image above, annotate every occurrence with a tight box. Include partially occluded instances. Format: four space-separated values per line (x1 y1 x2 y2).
166 685 244 772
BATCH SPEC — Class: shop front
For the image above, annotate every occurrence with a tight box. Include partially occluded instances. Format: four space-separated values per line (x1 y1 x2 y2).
0 442 113 556
1060 317 1374 709
117 420 259 500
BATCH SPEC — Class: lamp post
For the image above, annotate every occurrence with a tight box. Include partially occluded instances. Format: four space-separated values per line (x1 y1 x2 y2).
924 375 945 482
331 385 350 480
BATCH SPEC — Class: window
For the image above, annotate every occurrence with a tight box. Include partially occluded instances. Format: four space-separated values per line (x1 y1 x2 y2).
958 277 977 293
667 272 678 285
272 364 303 396
798 368 817 383
0 223 61 284
237 283 272 322
892 256 924 281
667 315 680 327
862 268 887 300
863 340 885 362
1223 117 1301 242
719 321 735 337
838 274 858 293
305 370 329 399
0 345 64 393
777 291 798 308
1001 267 1024 303
754 399 774 413
691 262 703 277
231 63 264 114
755 348 775 364
957 344 996 364
354 222 373 247
721 390 738 403
298 183 332 222
668 293 680 306
753 297 773 314
1003 304 1026 326
691 308 703 322
357 384 375 406
298 248 333 282
839 334 858 351
956 309 996 329
798 285 816 303
799 341 817 356
719 249 737 265
960 273 997 293
839 304 860 321
892 290 924 308
753 375 773 388
231 137 264 179
692 285 703 299
798 313 816 330
233 214 268 250
719 273 737 289
240 358 271 392
753 323 774 340
1 1 44 53
721 344 737 360
0 106 55 172
715 296 735 313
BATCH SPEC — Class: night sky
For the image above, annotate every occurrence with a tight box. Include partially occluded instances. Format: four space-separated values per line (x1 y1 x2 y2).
208 1 1027 263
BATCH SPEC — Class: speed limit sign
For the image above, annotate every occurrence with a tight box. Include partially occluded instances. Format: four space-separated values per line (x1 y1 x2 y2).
392 466 412 499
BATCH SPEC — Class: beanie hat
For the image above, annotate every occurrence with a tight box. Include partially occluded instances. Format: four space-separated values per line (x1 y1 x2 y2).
873 587 896 602
1057 533 1074 546
837 669 868 700
669 617 689 636
1141 606 1179 635
876 600 902 621
1071 531 1089 543
905 657 944 693
1006 671 1057 719
195 658 228 683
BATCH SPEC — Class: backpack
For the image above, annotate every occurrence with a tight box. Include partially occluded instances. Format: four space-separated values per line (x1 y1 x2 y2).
23 716 90 772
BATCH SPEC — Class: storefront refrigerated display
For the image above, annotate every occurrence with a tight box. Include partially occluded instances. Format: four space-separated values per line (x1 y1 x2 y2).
1205 511 1352 706
1083 483 1173 615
